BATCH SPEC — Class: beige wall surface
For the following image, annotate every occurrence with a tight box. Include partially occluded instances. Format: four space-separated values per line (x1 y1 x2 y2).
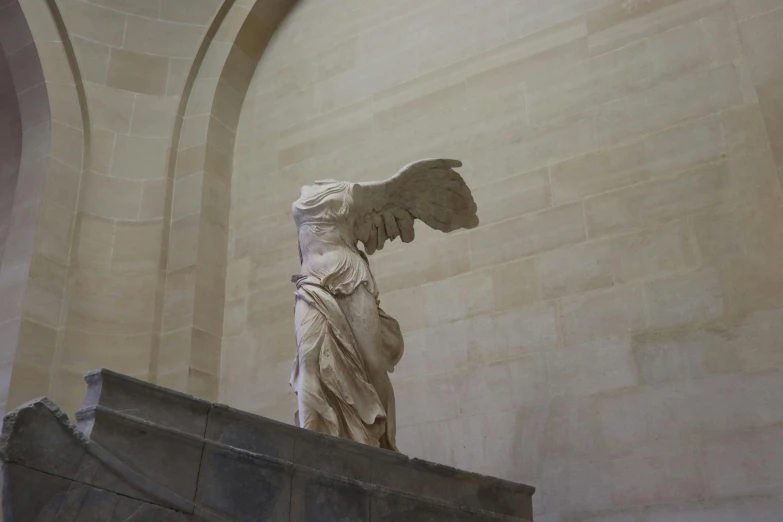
228 1 783 520
1 0 782 519
0 0 295 417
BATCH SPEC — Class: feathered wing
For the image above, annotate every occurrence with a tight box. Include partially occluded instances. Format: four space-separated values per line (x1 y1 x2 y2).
352 159 479 255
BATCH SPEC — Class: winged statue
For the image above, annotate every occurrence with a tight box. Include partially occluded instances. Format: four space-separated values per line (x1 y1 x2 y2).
290 159 479 451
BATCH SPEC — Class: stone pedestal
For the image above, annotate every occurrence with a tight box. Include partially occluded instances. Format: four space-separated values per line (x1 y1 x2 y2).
1 369 535 521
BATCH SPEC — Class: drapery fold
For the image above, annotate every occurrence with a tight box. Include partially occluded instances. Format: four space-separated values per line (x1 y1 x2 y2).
290 275 400 450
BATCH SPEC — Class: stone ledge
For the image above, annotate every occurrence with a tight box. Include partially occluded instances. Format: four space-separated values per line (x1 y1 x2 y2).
3 397 531 521
79 368 535 519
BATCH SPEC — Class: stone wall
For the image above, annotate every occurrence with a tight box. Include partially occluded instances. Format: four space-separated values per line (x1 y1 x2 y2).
0 0 295 417
0 41 22 264
227 1 783 520
1 0 782 519
0 36 23 413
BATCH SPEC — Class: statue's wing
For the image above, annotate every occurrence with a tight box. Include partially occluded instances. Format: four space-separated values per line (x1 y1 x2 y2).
352 159 479 255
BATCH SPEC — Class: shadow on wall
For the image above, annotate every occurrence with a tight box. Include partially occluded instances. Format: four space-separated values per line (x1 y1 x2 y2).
0 39 23 265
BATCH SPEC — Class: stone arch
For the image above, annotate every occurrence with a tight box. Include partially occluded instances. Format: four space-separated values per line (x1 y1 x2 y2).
157 0 298 399
0 0 89 415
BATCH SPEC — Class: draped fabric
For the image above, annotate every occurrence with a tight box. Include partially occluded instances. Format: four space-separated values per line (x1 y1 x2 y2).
292 180 377 297
290 275 401 450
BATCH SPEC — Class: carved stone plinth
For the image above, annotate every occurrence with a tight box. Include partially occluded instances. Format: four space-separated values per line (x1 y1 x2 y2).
1 369 535 521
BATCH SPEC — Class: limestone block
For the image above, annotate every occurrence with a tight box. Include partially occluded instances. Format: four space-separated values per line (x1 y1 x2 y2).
550 140 649 205
43 158 80 211
592 64 742 147
586 0 727 56
738 6 783 88
546 336 639 398
1 398 187 510
80 369 210 436
206 403 296 462
49 121 83 170
111 220 164 273
111 134 170 180
465 24 589 100
76 406 203 502
648 9 741 83
457 355 549 418
91 0 162 18
644 497 783 521
24 254 67 327
612 220 696 284
559 284 646 347
67 270 158 335
83 82 135 134
472 168 551 225
123 16 204 59
140 179 167 219
643 114 725 178
470 203 586 269
162 267 197 332
371 233 471 293
585 161 735 238
58 0 127 47
278 99 373 168
168 214 200 271
14 86 46 139
370 489 520 522
79 171 143 220
733 0 782 19
393 321 468 381
71 37 110 85
370 456 534 520
701 425 783 497
466 303 558 363
538 240 615 300
289 467 370 522
106 48 169 96
471 118 596 182
417 4 508 75
421 270 494 327
644 268 723 329
160 0 222 25
491 258 540 312
608 441 706 507
131 94 179 138
195 444 291 522
526 40 652 125
632 328 740 386
2 463 188 522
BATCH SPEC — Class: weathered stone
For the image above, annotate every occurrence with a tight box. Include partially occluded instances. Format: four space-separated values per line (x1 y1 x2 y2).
206 403 296 461
80 368 210 437
196 444 291 522
1 398 195 512
372 455 534 520
2 464 188 522
3 372 535 521
0 397 94 480
77 405 203 503
370 488 522 522
289 467 371 521
293 431 376 483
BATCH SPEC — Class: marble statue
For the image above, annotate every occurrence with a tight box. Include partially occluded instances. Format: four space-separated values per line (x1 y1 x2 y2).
290 159 479 451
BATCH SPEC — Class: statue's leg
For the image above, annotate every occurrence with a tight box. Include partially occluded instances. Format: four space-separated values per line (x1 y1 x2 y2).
337 285 398 448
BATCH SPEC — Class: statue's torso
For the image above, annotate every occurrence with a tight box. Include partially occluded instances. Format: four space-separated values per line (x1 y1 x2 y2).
292 180 377 297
